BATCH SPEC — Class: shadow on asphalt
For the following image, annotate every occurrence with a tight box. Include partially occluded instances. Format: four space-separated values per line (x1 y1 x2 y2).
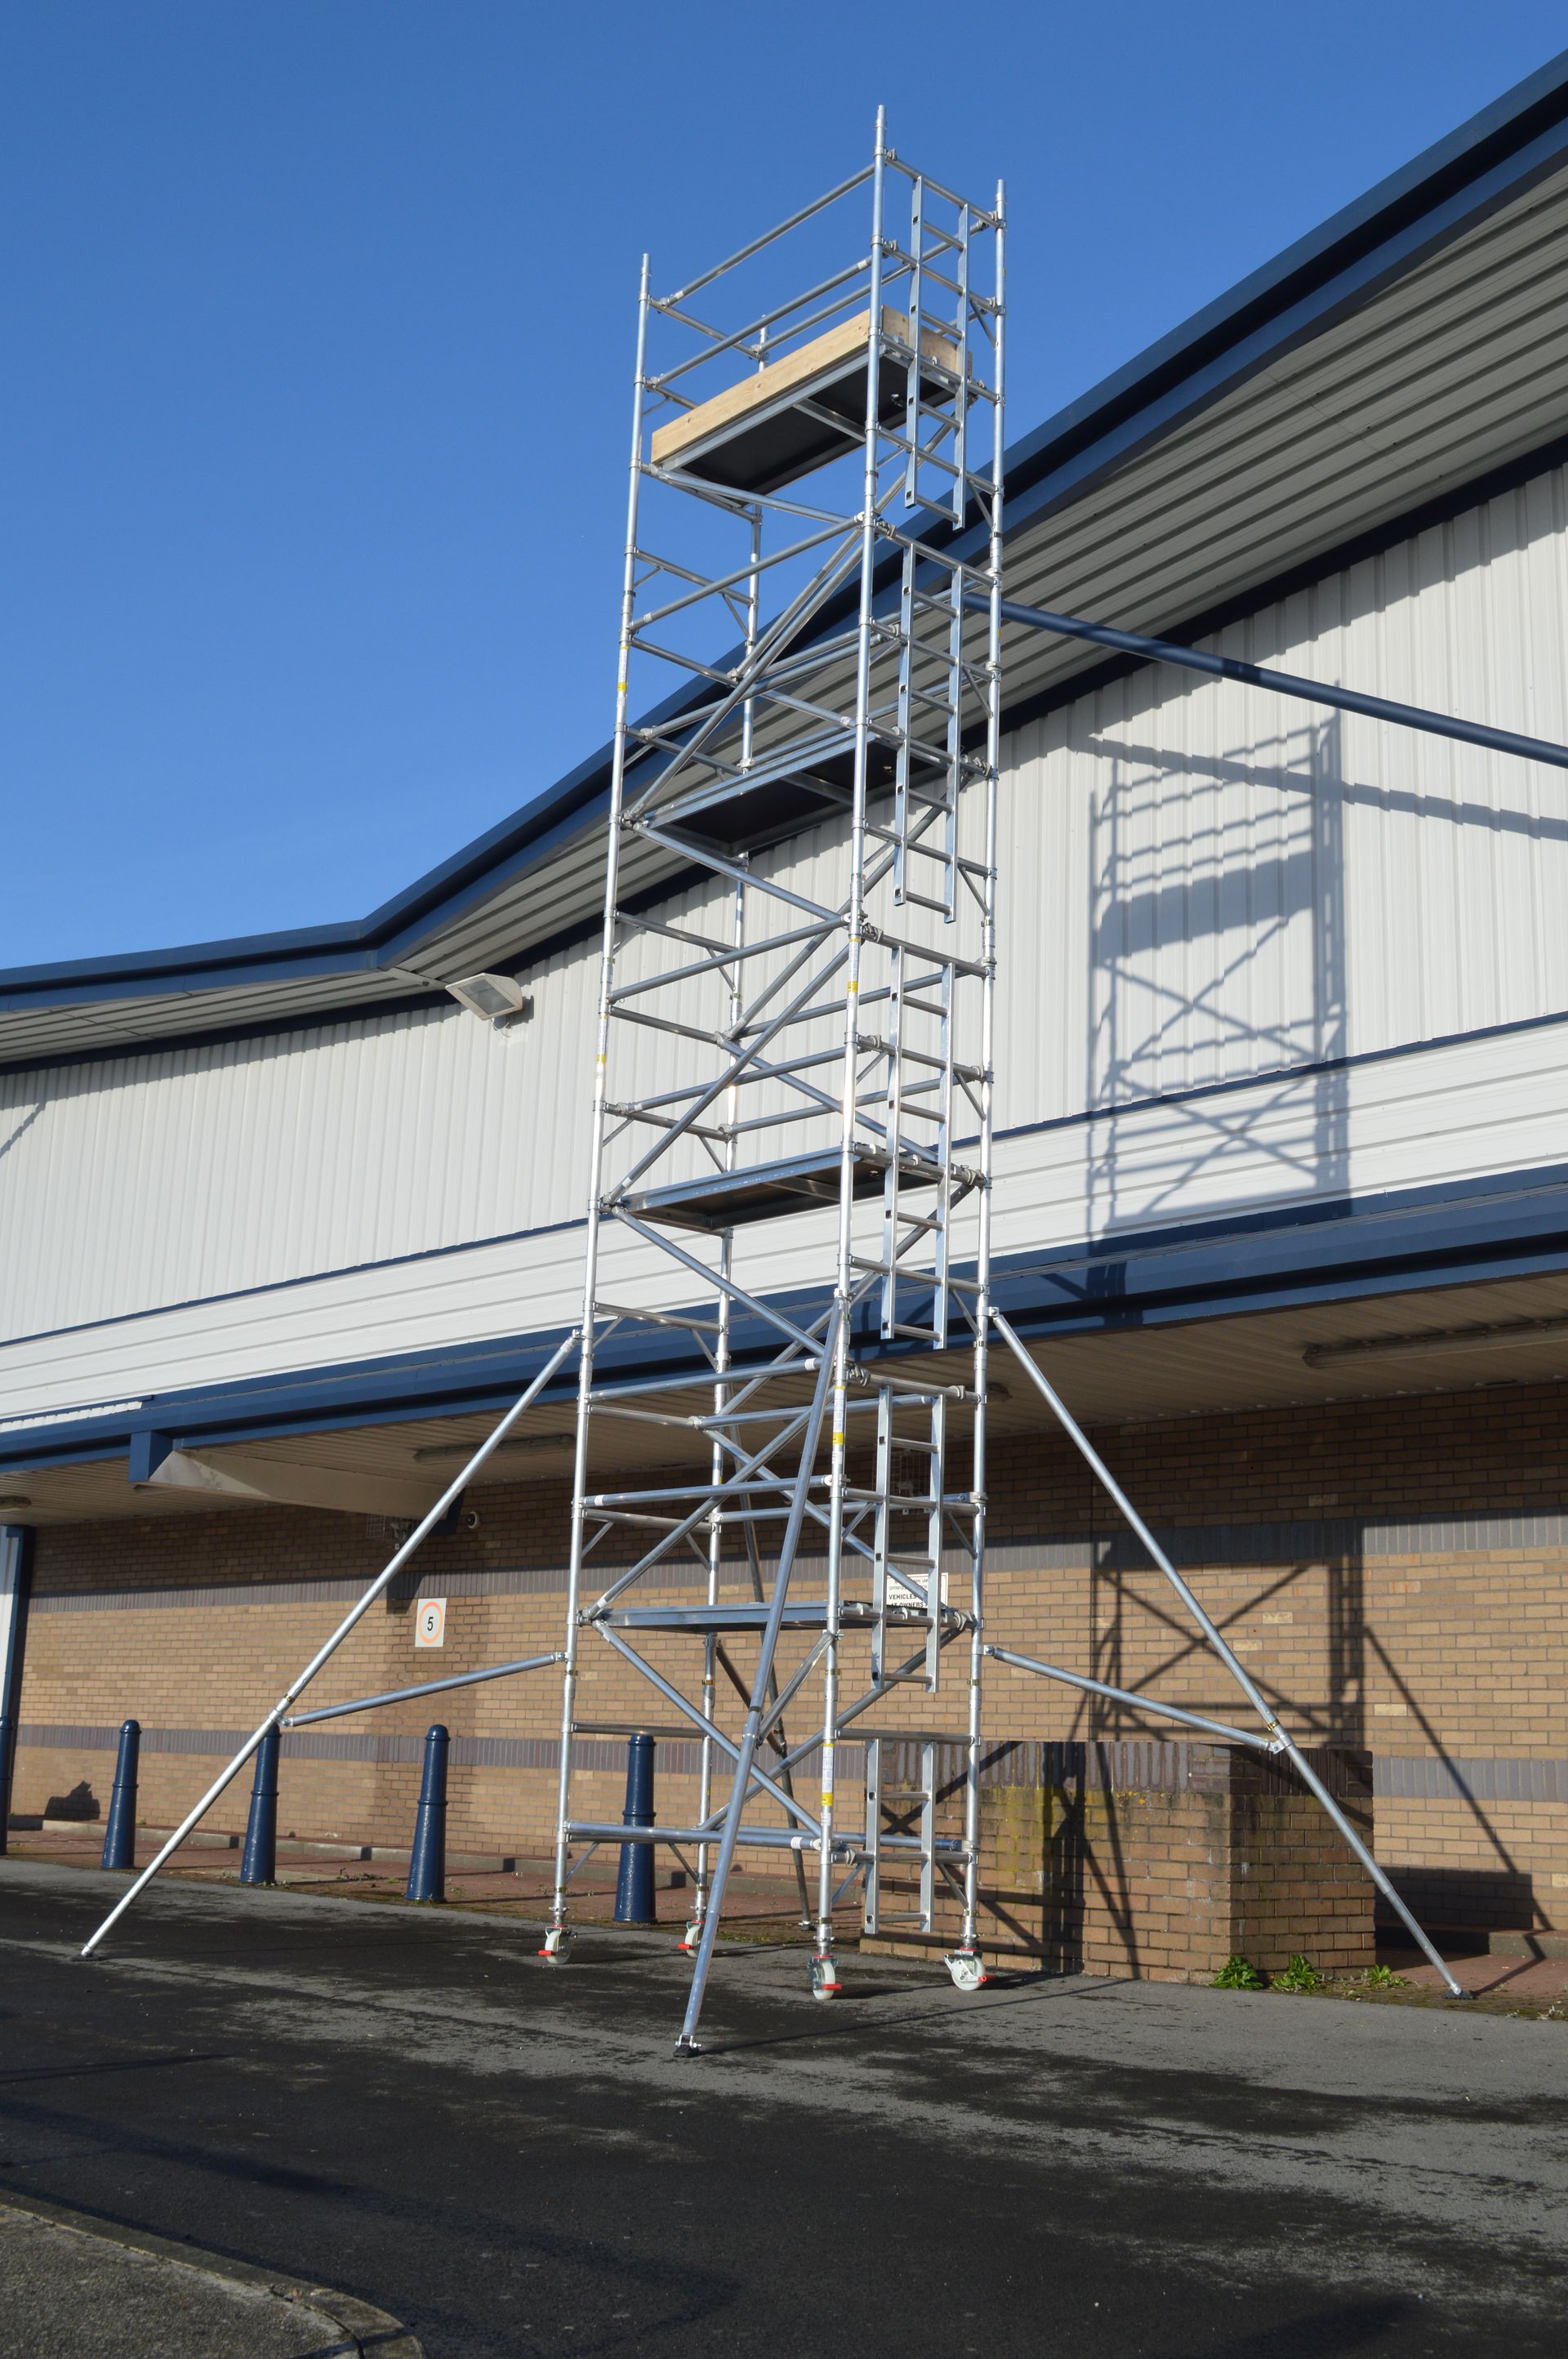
0 2053 232 2089
693 1981 1094 2056
1169 2300 1417 2357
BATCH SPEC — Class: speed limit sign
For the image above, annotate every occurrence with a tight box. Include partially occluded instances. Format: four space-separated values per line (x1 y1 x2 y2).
413 1597 447 1648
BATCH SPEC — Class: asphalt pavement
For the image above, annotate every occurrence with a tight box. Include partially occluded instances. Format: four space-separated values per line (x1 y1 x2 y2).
2 1857 1565 2357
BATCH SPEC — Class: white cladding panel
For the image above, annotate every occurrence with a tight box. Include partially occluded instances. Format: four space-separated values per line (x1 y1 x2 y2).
5 462 1568 1410
1002 462 1568 1127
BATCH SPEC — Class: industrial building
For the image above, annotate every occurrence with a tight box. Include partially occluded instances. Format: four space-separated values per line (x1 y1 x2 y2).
8 58 1568 1986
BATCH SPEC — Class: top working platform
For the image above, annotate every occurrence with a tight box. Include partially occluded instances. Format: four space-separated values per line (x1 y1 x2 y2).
649 306 964 496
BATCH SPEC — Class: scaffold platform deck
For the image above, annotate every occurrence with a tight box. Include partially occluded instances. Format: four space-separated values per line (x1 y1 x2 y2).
648 305 964 493
617 1144 941 1232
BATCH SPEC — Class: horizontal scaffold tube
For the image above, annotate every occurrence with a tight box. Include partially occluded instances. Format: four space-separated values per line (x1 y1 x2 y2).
567 1821 969 1853
282 1652 566 1729
971 591 1568 772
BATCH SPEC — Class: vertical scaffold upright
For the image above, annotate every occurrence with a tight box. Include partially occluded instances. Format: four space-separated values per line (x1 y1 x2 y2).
540 113 1006 2048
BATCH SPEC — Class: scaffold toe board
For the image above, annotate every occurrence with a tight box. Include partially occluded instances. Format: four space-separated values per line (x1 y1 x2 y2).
594 1599 966 1634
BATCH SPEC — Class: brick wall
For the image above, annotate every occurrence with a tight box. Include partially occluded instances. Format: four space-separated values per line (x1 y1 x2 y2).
13 1378 1568 1942
867 1741 1375 1981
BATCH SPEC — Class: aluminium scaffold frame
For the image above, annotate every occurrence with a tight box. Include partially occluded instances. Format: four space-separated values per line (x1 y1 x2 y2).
92 106 1568 2036
538 110 1009 2051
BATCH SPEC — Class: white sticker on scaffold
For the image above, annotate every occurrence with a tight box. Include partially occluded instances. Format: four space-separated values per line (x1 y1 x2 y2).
414 1598 447 1648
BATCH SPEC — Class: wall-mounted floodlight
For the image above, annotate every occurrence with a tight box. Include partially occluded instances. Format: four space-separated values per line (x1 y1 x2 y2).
444 973 534 1028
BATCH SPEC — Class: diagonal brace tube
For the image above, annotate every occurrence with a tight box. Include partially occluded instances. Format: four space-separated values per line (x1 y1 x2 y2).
985 1645 1268 1749
676 1311 840 2051
590 1398 814 1612
612 1210 826 1358
78 1327 582 1957
989 1311 1466 1998
595 1625 819 1833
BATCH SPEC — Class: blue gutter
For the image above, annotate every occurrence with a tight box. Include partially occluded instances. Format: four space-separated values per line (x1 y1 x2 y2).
6 1157 1568 1477
7 50 1568 1028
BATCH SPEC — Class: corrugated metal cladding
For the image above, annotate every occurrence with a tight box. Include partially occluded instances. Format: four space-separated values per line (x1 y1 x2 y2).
5 461 1568 1371
991 163 1568 726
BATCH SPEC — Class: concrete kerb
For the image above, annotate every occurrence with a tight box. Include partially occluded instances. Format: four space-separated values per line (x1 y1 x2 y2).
0 2187 424 2358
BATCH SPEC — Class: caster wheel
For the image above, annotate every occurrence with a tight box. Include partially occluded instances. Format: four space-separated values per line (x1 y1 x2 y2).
944 1949 988 1992
679 1918 703 1954
808 1953 843 2001
537 1926 574 1963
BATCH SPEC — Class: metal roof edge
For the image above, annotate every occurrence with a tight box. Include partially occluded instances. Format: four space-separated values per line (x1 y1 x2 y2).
1000 47 1568 512
12 47 1568 1038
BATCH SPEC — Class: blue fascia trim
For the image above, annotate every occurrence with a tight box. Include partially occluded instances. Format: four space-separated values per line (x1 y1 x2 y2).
0 921 363 992
0 946 387 1017
0 672 700 1016
989 1161 1568 1336
10 1001 1568 1362
371 782 611 970
7 1156 1568 1474
7 54 1568 1033
993 123 1568 556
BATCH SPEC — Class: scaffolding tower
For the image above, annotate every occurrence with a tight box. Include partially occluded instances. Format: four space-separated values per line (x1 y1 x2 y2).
538 113 1006 2047
81 108 1490 2034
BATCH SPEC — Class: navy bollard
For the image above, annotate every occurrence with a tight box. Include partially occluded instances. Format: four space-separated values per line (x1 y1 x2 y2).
613 1732 657 1924
0 1714 15 1856
405 1724 448 1903
100 1719 140 1870
240 1726 280 1886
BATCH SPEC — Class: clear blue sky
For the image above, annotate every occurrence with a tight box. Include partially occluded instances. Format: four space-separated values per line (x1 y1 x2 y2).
4 4 1566 967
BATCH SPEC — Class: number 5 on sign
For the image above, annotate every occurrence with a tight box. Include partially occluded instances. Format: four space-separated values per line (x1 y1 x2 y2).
414 1597 447 1648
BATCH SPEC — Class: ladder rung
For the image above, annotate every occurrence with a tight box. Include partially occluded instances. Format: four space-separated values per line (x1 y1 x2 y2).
901 680 961 717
